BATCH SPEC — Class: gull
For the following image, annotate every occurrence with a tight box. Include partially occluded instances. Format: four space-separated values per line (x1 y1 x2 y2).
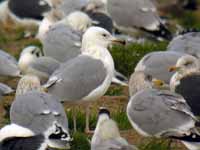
127 88 200 150
44 26 125 133
169 55 200 116
0 0 51 26
0 122 70 150
91 107 138 150
135 51 184 84
11 75 71 149
167 32 200 59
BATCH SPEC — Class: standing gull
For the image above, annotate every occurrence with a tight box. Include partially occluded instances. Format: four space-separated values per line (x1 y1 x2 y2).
91 108 138 150
44 26 125 132
135 51 183 84
167 32 200 59
169 55 200 116
11 75 71 149
127 89 200 150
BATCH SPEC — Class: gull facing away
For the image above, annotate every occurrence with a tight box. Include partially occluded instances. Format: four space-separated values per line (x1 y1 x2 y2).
11 75 71 149
0 122 69 150
44 26 125 132
0 0 51 26
135 51 184 84
0 49 20 77
91 108 138 150
127 89 200 150
169 55 200 116
167 32 200 59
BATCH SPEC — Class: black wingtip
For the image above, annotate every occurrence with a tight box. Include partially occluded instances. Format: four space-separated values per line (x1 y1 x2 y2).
98 107 110 117
141 23 173 40
170 133 200 142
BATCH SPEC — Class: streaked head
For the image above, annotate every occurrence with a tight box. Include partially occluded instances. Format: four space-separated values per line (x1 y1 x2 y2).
16 75 42 96
82 26 125 49
169 55 199 74
18 46 42 73
66 11 93 32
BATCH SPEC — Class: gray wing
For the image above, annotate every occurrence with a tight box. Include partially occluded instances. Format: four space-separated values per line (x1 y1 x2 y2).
29 56 60 76
10 91 68 134
0 83 14 95
0 51 20 77
43 23 81 62
127 89 196 137
45 55 107 101
107 0 160 30
135 51 183 83
167 32 200 58
59 0 88 15
0 49 17 64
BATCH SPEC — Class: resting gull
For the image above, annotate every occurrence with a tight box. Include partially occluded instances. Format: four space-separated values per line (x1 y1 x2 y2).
91 108 138 150
129 71 167 97
44 26 125 132
127 88 200 150
0 0 51 26
169 55 200 116
167 32 200 59
135 51 183 84
0 122 70 150
11 75 71 149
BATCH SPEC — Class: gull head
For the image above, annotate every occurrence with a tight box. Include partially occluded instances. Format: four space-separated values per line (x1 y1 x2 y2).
66 11 93 32
16 75 43 96
18 46 42 73
169 55 199 75
82 26 125 50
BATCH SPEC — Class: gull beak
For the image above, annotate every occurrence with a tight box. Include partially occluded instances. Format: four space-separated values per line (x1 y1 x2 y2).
168 66 180 72
152 79 164 87
110 37 126 45
42 87 48 93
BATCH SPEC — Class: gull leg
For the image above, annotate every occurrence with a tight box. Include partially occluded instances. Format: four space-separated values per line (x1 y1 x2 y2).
85 104 94 134
72 107 77 132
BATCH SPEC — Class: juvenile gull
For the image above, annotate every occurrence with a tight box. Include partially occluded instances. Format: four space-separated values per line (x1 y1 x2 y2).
91 108 138 150
11 75 71 149
127 88 200 150
44 26 125 132
0 122 69 150
0 0 51 26
167 32 200 59
135 51 183 84
169 55 200 116
0 49 20 77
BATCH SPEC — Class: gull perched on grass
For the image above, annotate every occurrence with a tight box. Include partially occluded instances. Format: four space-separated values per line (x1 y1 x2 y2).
44 26 125 133
127 88 200 150
169 55 200 116
11 75 71 149
91 108 138 150
0 122 70 150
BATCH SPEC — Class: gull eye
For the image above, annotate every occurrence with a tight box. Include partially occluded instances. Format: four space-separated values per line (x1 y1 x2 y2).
184 61 192 66
145 75 152 81
102 33 108 37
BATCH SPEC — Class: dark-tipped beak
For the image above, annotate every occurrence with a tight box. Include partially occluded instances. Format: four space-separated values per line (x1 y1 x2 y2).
168 66 180 72
111 37 126 45
152 79 164 87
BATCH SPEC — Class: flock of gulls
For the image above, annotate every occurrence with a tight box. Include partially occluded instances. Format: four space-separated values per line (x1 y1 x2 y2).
0 0 199 150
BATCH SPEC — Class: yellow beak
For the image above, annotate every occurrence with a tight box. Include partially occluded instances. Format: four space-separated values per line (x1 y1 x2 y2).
111 37 126 45
152 79 164 87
